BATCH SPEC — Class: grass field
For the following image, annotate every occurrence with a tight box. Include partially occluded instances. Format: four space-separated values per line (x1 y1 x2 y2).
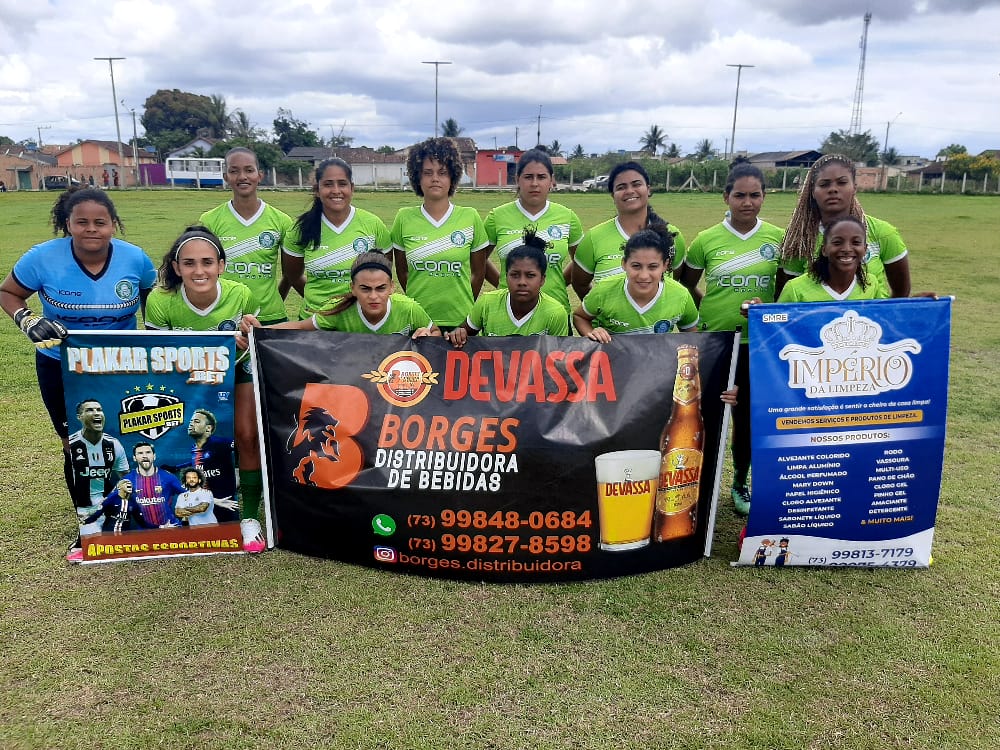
0 188 998 749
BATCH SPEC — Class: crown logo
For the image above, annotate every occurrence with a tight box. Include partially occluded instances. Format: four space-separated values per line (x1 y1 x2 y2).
819 311 880 350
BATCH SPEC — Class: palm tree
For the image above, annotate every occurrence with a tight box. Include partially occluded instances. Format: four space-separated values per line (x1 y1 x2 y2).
441 118 463 137
881 147 901 166
664 142 680 159
570 144 585 159
695 139 715 161
639 124 667 155
548 140 563 157
205 94 230 139
229 109 262 142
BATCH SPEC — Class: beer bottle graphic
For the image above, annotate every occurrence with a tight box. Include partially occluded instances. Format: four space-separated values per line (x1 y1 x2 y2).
654 345 704 542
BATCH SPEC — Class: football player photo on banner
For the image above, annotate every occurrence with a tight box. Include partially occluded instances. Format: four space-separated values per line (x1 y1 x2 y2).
62 330 253 563
252 329 737 582
739 297 952 568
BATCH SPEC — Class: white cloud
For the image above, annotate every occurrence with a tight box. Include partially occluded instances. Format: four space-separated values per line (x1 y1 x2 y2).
0 0 997 157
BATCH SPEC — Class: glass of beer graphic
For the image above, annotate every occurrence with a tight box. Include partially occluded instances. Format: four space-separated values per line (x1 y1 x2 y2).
595 449 661 551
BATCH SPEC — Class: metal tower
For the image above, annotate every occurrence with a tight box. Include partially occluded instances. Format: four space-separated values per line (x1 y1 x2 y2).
849 12 872 134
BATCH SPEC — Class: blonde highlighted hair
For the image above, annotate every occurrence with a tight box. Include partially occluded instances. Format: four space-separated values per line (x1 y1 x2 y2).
780 153 867 264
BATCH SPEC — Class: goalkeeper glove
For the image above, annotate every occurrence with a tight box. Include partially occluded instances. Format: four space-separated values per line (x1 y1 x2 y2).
13 308 68 349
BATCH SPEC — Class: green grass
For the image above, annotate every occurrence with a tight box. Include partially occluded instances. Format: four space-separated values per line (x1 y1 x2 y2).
1 189 998 749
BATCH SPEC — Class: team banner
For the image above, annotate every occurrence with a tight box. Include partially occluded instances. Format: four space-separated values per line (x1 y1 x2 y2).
253 330 737 582
62 331 257 563
740 298 951 567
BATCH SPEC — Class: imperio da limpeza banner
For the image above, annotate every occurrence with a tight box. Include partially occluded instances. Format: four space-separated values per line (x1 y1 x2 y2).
61 331 253 563
740 298 951 568
252 330 737 582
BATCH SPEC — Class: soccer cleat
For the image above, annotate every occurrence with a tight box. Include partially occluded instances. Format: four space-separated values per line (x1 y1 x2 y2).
66 546 84 563
732 483 751 516
240 519 266 553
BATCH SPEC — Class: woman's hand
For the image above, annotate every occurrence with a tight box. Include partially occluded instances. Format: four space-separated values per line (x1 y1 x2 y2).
585 327 612 344
740 298 762 318
444 328 468 348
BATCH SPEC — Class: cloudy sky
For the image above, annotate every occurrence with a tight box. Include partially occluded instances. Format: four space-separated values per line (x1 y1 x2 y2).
1 0 997 158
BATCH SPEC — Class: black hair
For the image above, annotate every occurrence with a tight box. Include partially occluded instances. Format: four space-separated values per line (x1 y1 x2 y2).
224 146 259 169
504 227 550 275
75 398 102 415
132 441 155 456
516 149 554 178
810 215 869 290
294 158 355 251
407 137 463 197
724 156 766 195
182 466 206 485
51 186 124 236
157 225 226 292
193 408 217 431
623 225 676 268
607 161 670 232
322 251 393 316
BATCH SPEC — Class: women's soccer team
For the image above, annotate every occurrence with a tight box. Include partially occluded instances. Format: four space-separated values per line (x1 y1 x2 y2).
1 137 918 558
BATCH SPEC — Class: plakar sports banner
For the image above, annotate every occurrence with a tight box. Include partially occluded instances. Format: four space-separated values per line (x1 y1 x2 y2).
740 298 951 568
253 330 737 582
62 331 253 563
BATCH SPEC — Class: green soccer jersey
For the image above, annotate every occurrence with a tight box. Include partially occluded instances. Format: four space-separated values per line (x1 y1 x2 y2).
145 279 259 332
574 217 687 285
199 200 294 323
484 200 583 313
285 206 392 317
685 218 784 343
467 290 570 336
780 215 907 292
582 277 699 335
391 204 489 328
777 274 888 303
312 293 432 335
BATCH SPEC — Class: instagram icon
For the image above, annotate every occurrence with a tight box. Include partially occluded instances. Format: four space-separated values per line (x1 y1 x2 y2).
373 546 398 563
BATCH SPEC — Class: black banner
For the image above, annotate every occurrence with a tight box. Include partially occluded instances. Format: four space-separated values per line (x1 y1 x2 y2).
253 330 736 582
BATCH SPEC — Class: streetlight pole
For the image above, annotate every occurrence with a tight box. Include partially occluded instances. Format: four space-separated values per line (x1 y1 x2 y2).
726 63 754 161
882 112 902 190
422 60 452 137
94 57 126 188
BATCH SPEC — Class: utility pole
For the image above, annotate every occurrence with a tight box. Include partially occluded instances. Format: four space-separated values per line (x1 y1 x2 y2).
94 57 126 188
881 112 902 190
123 102 141 188
726 64 754 161
536 105 542 147
421 60 452 137
37 125 51 148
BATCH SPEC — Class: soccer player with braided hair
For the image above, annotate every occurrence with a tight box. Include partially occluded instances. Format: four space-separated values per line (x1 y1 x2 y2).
776 153 910 299
1 187 155 560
